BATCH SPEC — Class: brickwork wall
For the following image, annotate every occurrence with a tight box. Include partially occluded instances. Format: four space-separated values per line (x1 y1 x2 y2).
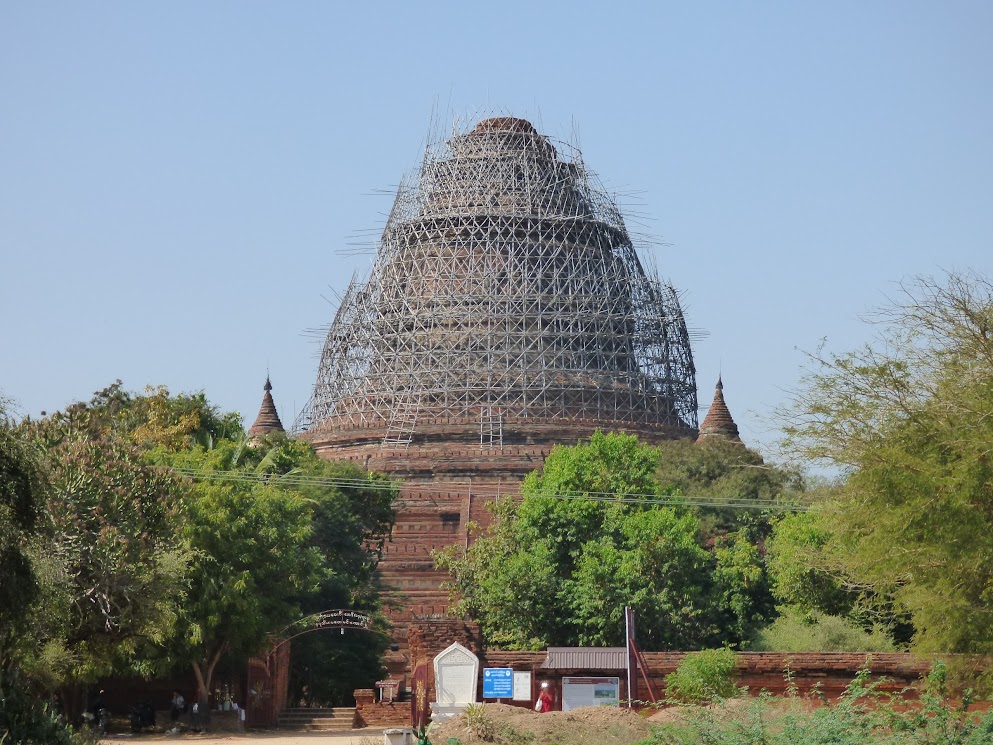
406 620 484 706
402 627 936 708
637 652 932 700
439 650 930 704
306 416 694 625
354 689 408 728
482 651 546 669
357 625 943 729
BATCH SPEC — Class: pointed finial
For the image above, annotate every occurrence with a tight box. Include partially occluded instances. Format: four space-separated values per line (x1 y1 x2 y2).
264 376 272 392
716 375 723 391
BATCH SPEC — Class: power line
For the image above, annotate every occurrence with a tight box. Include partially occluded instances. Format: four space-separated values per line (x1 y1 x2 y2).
166 466 809 512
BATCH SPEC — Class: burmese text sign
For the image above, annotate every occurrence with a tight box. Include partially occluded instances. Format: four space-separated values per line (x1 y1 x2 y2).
483 668 514 698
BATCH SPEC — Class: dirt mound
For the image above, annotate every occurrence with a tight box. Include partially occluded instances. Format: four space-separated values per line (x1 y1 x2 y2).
430 703 652 745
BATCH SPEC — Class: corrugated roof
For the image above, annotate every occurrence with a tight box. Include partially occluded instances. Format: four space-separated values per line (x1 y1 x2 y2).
540 647 627 670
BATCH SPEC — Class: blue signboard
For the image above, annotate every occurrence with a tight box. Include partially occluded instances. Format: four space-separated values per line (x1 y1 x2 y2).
482 667 514 698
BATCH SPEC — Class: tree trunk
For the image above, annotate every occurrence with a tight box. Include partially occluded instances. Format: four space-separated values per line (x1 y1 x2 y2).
192 661 210 710
191 642 228 711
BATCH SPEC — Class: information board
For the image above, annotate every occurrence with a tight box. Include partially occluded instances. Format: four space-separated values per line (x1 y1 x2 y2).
561 676 620 711
512 671 532 701
482 668 514 699
375 680 399 702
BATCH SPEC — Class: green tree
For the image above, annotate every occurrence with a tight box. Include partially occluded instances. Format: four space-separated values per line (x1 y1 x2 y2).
0 401 89 745
655 437 803 535
0 400 45 664
17 400 190 721
178 473 322 707
782 270 993 654
763 510 910 648
76 381 242 451
712 532 773 642
565 507 716 648
6 382 397 719
284 454 397 706
159 435 397 707
437 432 773 650
765 511 853 618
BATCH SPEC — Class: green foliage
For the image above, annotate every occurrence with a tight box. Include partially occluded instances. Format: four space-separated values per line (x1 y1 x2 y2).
0 405 88 743
0 668 91 745
764 511 912 646
713 533 773 642
3 381 395 716
76 381 243 451
283 453 396 705
16 401 190 691
158 433 397 705
765 512 850 617
565 508 716 648
181 479 321 652
463 703 495 741
781 271 993 654
664 649 740 703
517 431 668 570
438 433 777 650
655 438 803 534
751 608 896 652
642 662 993 745
0 407 45 659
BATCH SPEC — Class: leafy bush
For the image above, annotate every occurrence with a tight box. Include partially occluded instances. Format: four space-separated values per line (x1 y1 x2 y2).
642 661 993 745
463 702 495 741
752 608 896 652
0 671 92 745
664 648 740 703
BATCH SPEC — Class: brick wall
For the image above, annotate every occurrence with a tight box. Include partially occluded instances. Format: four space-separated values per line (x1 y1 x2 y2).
305 416 693 624
357 625 944 728
459 651 929 705
354 689 408 728
637 652 933 700
407 619 484 706
403 629 937 707
408 619 483 664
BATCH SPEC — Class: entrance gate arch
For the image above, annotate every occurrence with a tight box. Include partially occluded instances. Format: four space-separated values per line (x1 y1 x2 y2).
247 609 380 728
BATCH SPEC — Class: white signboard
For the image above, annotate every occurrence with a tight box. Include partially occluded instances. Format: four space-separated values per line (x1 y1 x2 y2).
561 676 619 711
433 642 479 705
512 671 532 701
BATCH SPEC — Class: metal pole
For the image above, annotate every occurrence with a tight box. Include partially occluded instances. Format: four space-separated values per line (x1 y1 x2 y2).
625 606 637 708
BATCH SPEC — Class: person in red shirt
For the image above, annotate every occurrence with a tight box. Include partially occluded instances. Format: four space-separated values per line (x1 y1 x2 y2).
536 682 554 713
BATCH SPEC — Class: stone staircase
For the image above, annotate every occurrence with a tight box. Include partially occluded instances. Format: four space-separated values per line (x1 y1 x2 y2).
277 707 357 731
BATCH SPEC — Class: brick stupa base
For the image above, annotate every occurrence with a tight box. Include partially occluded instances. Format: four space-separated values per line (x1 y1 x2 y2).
305 415 694 629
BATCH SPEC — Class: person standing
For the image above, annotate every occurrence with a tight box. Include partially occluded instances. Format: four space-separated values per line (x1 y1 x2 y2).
536 682 554 713
170 690 185 726
231 702 245 732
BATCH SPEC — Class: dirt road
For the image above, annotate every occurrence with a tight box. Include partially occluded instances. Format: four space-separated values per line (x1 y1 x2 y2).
101 731 388 745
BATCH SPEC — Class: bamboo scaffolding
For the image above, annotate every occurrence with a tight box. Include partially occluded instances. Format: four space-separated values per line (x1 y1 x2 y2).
303 117 698 445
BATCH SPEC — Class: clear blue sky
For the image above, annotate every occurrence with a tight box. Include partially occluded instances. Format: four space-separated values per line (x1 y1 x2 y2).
2 2 991 458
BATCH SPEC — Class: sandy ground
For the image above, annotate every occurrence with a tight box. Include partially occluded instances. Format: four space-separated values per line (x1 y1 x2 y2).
101 731 389 745
430 703 652 745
